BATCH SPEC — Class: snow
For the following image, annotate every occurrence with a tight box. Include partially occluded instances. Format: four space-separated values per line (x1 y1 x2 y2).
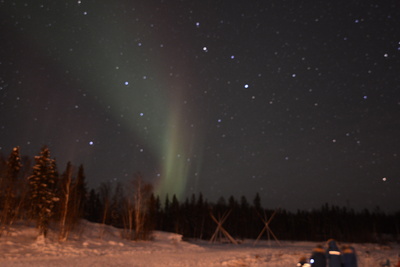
0 220 398 266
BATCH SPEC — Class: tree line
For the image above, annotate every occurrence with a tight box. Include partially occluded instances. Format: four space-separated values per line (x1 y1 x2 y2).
0 146 153 241
1 146 399 243
145 194 399 243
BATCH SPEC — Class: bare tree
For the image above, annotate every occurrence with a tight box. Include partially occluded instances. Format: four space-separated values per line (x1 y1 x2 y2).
0 147 22 236
133 173 153 240
9 156 31 226
58 162 74 241
122 173 154 240
99 182 111 239
110 182 124 228
122 186 134 240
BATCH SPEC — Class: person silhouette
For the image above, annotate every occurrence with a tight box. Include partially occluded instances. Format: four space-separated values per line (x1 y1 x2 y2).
326 239 342 267
342 245 357 267
310 245 326 267
297 256 311 267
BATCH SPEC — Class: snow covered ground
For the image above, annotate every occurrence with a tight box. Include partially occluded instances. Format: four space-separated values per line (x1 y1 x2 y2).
0 220 398 266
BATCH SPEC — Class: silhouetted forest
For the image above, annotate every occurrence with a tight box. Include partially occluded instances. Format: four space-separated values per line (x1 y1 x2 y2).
85 189 400 243
1 147 399 243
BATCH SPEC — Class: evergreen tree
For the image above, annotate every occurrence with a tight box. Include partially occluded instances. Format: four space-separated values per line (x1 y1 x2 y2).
74 164 87 220
161 194 171 231
195 193 208 239
170 194 181 234
251 193 264 238
110 182 124 227
227 196 239 238
239 196 251 238
253 193 262 213
84 189 102 222
147 193 159 234
28 146 59 237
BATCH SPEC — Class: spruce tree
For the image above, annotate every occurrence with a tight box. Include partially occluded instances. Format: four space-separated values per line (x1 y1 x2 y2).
253 193 262 213
74 164 87 220
84 189 102 222
28 146 59 237
171 194 181 234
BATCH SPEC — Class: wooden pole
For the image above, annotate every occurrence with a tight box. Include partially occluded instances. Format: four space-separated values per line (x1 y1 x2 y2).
210 210 238 245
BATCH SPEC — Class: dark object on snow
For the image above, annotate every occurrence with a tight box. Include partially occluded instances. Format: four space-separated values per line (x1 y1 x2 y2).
297 256 311 267
342 245 358 267
310 245 326 267
327 239 342 267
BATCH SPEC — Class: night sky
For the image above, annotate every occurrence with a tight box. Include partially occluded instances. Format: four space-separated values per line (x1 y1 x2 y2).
1 1 399 213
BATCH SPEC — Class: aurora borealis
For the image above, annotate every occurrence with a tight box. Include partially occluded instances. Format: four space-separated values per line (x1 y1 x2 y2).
1 0 207 200
1 1 399 212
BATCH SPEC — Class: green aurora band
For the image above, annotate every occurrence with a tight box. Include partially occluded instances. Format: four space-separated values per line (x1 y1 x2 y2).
8 3 204 200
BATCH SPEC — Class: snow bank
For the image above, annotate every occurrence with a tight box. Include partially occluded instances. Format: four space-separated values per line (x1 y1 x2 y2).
0 220 398 266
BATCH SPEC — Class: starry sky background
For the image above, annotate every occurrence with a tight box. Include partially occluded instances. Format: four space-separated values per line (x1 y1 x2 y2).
1 0 399 213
